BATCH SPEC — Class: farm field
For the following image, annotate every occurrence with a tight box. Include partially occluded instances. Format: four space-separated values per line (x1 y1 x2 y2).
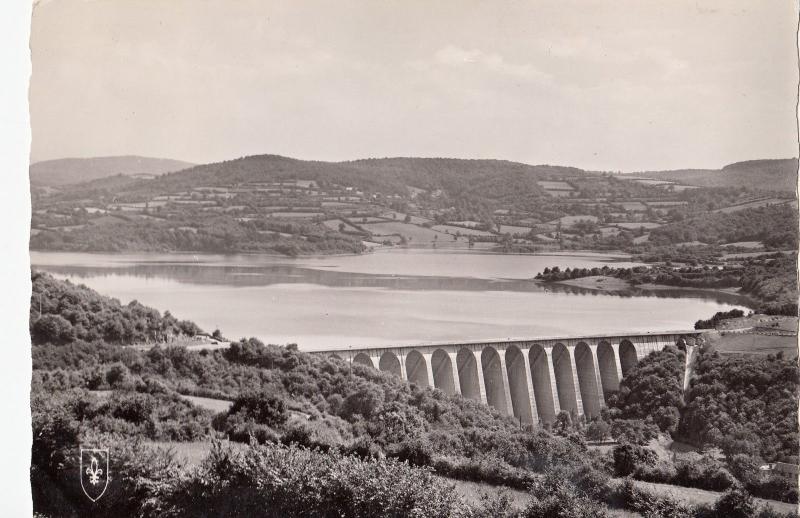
705 331 798 357
646 201 688 206
720 241 763 249
634 179 673 185
546 190 574 197
537 180 573 190
548 215 598 227
499 224 533 234
378 211 431 225
269 211 323 218
616 202 648 211
713 198 795 214
626 479 797 515
348 216 387 223
431 224 495 236
615 222 662 229
361 221 442 242
322 219 361 232
597 226 621 236
178 394 233 413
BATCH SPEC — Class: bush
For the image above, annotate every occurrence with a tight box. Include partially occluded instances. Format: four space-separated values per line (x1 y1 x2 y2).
673 453 735 492
614 479 694 518
612 443 657 476
160 441 466 517
524 469 611 518
228 390 288 427
632 458 677 483
584 419 610 441
711 485 756 518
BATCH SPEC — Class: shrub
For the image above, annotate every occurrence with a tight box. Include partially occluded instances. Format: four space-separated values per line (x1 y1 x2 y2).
524 469 611 518
711 485 756 518
228 390 288 426
673 453 735 491
612 443 657 476
160 441 467 517
584 419 610 441
614 479 694 518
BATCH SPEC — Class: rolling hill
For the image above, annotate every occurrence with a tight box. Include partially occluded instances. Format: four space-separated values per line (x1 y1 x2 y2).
29 155 194 186
110 154 588 202
630 158 798 193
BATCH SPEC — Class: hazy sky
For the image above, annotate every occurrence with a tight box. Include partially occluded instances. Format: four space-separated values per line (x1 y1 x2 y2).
30 0 798 171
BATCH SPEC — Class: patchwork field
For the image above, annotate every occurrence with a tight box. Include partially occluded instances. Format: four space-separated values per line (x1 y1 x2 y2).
548 215 599 227
362 221 443 242
616 202 648 211
615 222 662 229
713 198 795 214
431 224 495 236
709 332 798 357
378 211 432 225
537 180 573 190
499 224 533 235
269 212 323 218
322 219 361 232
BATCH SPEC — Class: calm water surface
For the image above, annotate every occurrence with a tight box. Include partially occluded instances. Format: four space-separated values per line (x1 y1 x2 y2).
31 249 748 350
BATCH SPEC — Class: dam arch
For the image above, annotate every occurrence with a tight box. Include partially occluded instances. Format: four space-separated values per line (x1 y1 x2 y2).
552 343 579 414
619 340 638 377
353 352 373 368
596 341 620 395
505 345 534 425
574 342 601 417
405 350 430 387
529 344 558 424
456 348 481 401
431 349 456 395
379 352 402 377
481 347 510 415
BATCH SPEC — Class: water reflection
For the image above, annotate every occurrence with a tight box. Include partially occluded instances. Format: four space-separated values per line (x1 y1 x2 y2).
35 262 750 308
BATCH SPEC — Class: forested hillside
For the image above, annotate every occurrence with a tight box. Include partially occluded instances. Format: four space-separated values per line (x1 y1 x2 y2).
30 271 202 345
108 155 588 202
648 204 798 249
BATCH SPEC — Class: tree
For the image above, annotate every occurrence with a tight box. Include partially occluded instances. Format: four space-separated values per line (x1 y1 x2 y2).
31 314 75 345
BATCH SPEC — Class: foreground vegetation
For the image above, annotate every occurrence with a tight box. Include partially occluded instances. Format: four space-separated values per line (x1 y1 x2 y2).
30 273 798 516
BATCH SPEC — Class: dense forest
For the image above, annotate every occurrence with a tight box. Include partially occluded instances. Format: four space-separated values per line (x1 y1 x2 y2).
606 346 799 503
680 350 799 462
30 274 798 516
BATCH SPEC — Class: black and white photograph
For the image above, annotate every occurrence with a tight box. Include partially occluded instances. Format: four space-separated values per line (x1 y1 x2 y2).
11 0 800 516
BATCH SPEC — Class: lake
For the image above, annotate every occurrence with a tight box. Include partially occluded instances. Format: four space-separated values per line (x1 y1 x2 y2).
30 249 748 350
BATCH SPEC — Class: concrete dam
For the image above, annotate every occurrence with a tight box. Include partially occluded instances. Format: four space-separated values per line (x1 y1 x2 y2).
312 331 700 427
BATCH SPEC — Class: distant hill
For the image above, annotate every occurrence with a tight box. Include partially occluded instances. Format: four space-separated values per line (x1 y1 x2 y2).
29 155 194 186
630 158 798 193
124 154 587 201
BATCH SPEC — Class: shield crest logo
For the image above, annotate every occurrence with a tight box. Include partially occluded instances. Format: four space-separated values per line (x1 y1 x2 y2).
80 448 109 502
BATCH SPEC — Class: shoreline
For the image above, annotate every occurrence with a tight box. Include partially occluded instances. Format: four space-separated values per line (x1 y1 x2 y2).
542 276 754 305
29 246 634 261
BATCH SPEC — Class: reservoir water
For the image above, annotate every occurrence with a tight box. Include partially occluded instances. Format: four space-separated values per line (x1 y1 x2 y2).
31 249 748 350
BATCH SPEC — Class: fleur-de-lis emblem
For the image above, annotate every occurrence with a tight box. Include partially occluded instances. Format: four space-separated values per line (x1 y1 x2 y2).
85 455 103 485
80 448 110 502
